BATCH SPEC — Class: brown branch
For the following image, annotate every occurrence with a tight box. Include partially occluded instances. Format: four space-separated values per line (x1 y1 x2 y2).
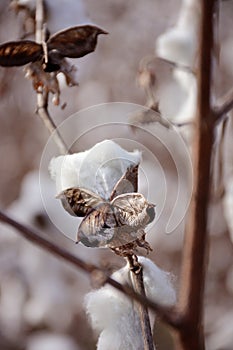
176 1 216 350
35 0 70 155
0 209 180 328
214 87 233 122
127 256 155 350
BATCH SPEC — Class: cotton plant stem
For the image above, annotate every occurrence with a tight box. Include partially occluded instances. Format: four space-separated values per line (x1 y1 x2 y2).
176 0 215 349
128 258 155 350
35 0 71 155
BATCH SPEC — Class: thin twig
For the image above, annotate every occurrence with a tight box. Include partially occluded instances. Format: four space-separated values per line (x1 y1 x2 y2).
0 209 181 328
176 1 215 349
214 87 233 122
128 256 155 350
35 0 70 155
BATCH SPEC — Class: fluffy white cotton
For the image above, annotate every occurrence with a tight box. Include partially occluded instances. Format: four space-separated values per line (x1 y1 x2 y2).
155 0 199 146
49 140 141 199
85 257 176 350
172 69 197 127
138 257 176 306
155 0 200 67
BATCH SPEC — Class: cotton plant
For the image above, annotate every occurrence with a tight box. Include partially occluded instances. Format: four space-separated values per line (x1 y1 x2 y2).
49 139 177 348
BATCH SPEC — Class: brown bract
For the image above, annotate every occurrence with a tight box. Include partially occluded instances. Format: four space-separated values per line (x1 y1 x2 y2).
57 164 155 250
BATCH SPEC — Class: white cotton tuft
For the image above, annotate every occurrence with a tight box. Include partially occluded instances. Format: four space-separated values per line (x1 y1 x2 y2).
155 0 200 67
138 256 176 306
49 140 141 199
84 257 176 350
155 0 199 145
172 69 197 124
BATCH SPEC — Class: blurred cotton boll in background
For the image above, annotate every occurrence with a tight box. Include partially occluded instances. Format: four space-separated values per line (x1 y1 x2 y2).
155 0 200 68
85 257 176 350
0 170 94 346
155 0 200 144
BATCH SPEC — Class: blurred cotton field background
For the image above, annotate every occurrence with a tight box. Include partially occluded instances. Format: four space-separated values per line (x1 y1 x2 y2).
0 0 233 349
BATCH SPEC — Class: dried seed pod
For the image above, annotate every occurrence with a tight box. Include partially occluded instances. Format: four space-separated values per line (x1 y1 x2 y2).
0 25 107 72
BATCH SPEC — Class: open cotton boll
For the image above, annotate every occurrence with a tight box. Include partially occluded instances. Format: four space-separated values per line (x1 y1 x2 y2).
155 0 200 67
49 140 141 199
85 257 176 350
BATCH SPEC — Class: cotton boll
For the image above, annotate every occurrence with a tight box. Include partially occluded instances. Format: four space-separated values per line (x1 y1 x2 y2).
7 171 55 228
156 29 196 67
18 238 83 331
85 287 132 333
50 140 141 198
2 171 93 331
97 317 144 350
155 0 200 67
155 0 199 146
26 332 79 350
85 273 145 350
22 252 74 330
85 257 175 350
